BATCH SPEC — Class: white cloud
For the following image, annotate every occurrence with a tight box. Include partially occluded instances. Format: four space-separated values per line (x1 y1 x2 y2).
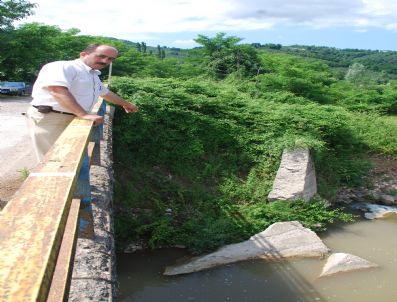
225 0 363 22
362 0 397 16
21 0 397 41
386 23 397 30
24 0 235 35
224 0 397 30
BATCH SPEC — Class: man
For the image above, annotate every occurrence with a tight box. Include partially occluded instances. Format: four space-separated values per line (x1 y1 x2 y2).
26 44 138 161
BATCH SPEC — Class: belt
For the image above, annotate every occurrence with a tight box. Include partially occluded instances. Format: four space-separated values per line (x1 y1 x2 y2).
32 105 74 116
50 109 75 116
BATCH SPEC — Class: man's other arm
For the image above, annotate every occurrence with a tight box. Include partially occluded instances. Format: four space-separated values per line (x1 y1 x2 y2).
47 86 104 125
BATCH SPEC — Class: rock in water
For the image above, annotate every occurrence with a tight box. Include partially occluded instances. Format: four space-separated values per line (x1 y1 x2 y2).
164 221 329 275
319 253 378 277
363 203 397 219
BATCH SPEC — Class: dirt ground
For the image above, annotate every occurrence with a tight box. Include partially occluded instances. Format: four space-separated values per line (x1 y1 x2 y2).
368 153 397 175
0 96 37 209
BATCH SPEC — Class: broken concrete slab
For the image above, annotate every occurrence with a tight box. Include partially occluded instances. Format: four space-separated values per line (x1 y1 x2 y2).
268 148 317 201
319 252 378 277
164 221 329 276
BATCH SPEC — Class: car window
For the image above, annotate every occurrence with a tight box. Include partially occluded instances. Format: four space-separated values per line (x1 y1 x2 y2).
1 82 24 87
6 83 23 87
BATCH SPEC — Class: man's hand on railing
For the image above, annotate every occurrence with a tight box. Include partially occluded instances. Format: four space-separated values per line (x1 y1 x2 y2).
81 114 104 126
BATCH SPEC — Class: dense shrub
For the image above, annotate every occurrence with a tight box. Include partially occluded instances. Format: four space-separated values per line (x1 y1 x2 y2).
111 77 397 252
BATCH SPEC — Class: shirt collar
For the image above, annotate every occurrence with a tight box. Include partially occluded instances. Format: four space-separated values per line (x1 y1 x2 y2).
76 59 101 75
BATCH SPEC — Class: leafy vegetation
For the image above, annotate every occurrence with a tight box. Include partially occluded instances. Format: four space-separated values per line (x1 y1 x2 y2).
110 73 397 252
194 32 262 79
270 44 397 76
109 35 397 252
0 0 36 30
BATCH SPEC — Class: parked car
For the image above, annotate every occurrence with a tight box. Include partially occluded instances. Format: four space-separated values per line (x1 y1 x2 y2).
0 82 32 96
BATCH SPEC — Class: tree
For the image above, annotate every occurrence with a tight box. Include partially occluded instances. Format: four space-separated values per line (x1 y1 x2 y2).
343 62 387 85
111 48 148 76
0 23 81 81
0 22 124 81
256 52 334 103
0 0 36 30
345 63 366 82
194 32 262 79
0 0 36 77
157 44 161 58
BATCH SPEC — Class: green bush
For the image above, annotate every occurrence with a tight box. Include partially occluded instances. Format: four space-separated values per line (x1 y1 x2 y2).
109 76 397 253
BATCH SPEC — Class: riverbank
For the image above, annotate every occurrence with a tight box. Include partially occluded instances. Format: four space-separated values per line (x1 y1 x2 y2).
336 153 397 205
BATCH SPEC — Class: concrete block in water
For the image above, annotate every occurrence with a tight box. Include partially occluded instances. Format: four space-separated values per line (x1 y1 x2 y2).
268 148 317 201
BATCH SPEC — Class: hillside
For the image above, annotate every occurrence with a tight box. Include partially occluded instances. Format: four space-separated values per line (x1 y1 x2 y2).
252 43 397 77
106 34 397 252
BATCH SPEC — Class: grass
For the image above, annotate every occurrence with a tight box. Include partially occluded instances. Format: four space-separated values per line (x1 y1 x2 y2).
385 189 397 196
18 167 30 180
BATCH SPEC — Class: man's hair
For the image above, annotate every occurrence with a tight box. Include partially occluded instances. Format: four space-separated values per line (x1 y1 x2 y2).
83 44 102 54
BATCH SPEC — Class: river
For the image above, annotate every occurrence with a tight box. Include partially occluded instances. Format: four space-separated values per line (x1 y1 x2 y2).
117 215 397 302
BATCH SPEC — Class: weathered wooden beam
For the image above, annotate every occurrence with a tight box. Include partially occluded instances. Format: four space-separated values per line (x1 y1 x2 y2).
47 198 81 302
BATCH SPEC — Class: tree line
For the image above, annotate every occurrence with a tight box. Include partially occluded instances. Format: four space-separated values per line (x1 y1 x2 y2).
2 1 397 88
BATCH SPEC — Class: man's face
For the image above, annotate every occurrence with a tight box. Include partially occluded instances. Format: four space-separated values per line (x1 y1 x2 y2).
80 45 118 69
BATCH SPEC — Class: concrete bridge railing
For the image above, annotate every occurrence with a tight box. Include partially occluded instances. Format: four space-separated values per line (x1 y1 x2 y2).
0 99 112 301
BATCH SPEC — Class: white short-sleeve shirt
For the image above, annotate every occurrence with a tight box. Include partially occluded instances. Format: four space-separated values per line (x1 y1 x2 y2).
31 59 109 112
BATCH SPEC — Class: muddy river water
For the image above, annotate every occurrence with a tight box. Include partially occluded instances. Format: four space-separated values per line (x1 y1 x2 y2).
117 215 397 301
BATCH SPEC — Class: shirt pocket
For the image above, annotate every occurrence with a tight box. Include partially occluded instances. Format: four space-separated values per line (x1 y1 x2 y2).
72 76 93 96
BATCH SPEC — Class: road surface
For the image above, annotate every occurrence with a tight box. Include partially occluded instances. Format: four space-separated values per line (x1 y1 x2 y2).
0 96 37 208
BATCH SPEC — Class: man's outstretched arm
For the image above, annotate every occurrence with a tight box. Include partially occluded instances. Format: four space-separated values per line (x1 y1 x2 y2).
102 91 139 113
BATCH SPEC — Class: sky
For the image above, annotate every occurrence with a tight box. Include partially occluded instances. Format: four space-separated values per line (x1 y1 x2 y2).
20 0 397 50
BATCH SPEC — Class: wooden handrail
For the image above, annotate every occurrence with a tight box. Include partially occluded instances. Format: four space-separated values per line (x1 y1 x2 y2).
47 198 80 302
0 99 105 302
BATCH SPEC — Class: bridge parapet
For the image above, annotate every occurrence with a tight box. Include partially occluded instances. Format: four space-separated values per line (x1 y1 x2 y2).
0 99 106 301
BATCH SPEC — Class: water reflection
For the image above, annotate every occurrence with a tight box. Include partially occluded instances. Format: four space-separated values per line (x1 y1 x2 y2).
118 250 322 302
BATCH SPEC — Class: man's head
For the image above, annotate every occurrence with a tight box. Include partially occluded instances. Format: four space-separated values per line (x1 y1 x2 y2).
80 44 118 69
